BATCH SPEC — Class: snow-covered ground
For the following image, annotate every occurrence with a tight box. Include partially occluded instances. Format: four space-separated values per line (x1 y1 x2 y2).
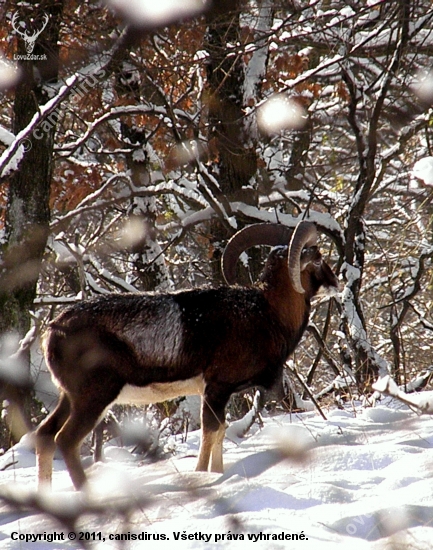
1 399 433 549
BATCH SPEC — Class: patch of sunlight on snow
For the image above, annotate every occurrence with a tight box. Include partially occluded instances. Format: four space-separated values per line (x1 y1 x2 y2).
269 424 314 463
412 156 433 186
166 139 203 169
0 333 30 386
257 94 306 135
105 0 206 27
89 462 140 501
411 70 433 104
0 56 19 90
116 215 155 250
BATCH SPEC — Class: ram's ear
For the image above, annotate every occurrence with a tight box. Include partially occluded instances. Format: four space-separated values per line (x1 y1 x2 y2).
315 260 340 295
300 246 320 270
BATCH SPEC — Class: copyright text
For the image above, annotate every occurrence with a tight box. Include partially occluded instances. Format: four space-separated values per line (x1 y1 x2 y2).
10 529 309 543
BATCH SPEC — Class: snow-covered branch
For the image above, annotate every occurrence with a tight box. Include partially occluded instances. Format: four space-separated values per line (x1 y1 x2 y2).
339 265 391 379
373 374 433 415
56 104 192 156
49 174 207 233
0 75 78 177
0 483 151 550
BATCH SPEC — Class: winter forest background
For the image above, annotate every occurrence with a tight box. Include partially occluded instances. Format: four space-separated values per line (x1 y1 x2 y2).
0 0 433 543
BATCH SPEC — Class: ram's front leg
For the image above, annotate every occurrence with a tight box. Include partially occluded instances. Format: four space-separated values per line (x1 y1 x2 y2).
196 391 228 473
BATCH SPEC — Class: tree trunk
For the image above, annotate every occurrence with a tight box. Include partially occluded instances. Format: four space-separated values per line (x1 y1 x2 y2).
204 2 261 283
0 1 64 438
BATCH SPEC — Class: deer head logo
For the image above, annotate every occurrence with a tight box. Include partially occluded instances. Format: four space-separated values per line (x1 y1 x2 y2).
12 12 49 55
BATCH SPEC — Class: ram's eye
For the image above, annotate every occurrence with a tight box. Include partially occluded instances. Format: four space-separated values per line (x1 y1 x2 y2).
301 246 319 261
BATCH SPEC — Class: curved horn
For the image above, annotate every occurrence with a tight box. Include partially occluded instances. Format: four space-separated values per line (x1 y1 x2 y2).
288 221 318 294
222 223 293 285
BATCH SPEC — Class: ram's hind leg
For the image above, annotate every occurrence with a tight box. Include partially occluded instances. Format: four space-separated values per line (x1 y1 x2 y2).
35 392 70 489
55 371 124 490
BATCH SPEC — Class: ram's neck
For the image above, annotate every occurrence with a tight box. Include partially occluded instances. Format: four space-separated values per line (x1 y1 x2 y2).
262 274 310 345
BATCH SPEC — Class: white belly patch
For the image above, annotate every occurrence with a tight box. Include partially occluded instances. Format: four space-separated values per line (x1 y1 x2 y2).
115 374 205 405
